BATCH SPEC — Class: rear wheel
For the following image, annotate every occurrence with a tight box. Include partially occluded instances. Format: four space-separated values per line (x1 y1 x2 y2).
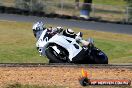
91 48 108 64
94 52 108 64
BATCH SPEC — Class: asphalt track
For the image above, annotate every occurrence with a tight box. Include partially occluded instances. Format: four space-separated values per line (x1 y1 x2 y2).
0 13 132 35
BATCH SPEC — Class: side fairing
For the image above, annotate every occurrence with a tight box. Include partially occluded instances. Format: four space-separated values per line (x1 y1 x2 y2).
36 29 49 48
44 34 82 61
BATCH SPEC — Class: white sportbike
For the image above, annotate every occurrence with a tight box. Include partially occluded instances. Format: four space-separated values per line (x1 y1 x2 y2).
33 22 108 64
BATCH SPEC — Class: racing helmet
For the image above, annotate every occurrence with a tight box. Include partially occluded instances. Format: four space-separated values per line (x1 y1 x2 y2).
32 21 45 30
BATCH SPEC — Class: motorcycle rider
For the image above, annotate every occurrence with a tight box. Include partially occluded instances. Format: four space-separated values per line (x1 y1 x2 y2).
32 21 90 47
32 22 92 63
53 27 90 46
32 21 55 40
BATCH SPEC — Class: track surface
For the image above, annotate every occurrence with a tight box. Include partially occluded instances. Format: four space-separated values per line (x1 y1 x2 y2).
0 63 131 88
0 13 132 35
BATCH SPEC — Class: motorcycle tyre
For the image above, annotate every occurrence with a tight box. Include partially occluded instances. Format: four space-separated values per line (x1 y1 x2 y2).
45 47 65 63
93 50 108 64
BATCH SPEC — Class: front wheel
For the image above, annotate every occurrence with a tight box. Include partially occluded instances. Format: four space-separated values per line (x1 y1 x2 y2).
45 47 65 63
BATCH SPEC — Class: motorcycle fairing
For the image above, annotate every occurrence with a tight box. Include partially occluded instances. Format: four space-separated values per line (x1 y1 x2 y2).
43 34 83 61
36 29 53 55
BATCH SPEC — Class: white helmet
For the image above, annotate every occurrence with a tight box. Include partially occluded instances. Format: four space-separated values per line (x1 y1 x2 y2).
32 21 44 30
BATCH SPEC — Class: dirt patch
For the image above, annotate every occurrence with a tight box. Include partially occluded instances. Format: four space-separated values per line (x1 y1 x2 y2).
0 67 131 88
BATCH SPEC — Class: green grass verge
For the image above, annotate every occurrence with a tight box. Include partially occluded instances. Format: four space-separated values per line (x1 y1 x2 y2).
0 20 132 63
93 0 126 6
0 21 48 63
2 0 126 7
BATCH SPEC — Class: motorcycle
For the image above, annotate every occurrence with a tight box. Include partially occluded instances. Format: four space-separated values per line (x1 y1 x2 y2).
34 29 108 64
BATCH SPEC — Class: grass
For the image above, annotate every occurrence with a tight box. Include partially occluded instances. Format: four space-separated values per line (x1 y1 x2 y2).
1 0 127 6
93 0 126 6
0 20 132 63
0 21 48 63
